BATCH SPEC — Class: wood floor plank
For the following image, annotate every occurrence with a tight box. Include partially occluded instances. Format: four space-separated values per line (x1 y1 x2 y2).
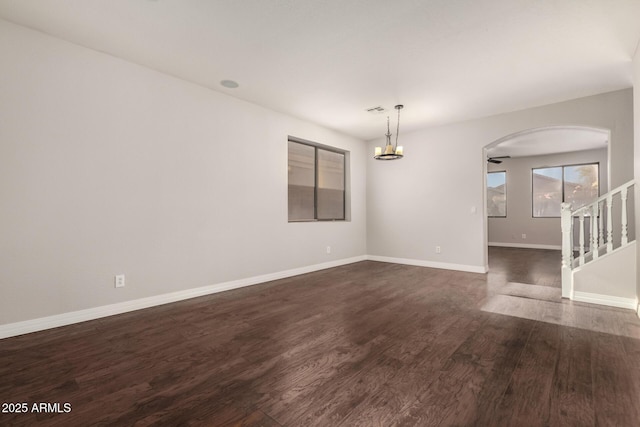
548 327 595 427
591 331 640 426
484 321 561 426
392 313 533 426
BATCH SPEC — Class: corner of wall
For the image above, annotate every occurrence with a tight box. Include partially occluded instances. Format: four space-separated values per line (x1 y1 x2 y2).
634 43 640 307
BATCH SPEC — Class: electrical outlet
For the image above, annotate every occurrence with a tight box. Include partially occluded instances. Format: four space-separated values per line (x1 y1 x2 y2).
326 246 331 254
436 246 441 254
115 274 125 288
521 234 527 239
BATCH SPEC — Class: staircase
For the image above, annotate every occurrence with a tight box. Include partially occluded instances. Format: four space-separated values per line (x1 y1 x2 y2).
561 179 636 308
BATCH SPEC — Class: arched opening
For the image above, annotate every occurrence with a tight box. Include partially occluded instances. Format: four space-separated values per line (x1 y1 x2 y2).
482 125 610 287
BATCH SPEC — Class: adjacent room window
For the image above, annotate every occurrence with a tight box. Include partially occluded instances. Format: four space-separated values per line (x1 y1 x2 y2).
288 138 345 221
564 164 599 210
532 163 599 217
487 171 506 217
532 167 562 217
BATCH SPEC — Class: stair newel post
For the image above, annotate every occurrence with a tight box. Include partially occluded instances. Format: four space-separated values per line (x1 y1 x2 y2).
606 193 613 253
621 186 628 245
591 203 599 260
561 202 573 299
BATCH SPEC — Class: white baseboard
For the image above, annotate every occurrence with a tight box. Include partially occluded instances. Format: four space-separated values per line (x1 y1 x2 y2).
367 255 487 274
488 242 561 250
572 291 638 310
0 255 367 340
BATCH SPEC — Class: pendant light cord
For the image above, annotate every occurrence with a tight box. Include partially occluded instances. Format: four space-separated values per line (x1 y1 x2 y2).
395 106 401 148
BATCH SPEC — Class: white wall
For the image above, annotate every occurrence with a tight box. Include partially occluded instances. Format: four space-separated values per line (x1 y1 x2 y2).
488 148 608 248
634 46 640 308
0 19 367 326
573 242 636 302
367 89 633 271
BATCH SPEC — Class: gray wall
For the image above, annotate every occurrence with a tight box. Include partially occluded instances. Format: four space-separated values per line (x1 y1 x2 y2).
367 89 634 271
634 47 640 307
0 20 368 325
488 148 608 248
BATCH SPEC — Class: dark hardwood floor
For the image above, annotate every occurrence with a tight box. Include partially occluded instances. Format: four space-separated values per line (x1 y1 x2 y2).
1 248 640 426
487 246 562 287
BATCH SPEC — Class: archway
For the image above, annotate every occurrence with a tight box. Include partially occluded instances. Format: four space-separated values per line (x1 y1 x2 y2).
482 125 611 287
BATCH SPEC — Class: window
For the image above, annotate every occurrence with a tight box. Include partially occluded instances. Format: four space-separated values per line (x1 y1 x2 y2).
532 167 562 217
487 171 506 217
288 138 345 221
564 164 599 210
532 163 598 217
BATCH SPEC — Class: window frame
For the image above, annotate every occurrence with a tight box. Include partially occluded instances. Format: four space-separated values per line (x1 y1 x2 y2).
487 170 507 218
531 162 600 218
288 137 346 222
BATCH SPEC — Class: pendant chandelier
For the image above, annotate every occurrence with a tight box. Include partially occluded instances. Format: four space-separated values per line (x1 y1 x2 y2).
374 104 404 160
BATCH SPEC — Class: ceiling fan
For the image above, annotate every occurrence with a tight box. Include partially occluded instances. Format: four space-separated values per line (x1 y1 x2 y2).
487 156 511 164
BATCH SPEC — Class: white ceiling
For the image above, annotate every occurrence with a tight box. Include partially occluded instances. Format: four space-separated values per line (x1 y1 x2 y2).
487 126 609 158
1 0 639 141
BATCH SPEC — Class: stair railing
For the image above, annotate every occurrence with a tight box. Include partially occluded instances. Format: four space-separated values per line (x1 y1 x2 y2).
561 179 634 298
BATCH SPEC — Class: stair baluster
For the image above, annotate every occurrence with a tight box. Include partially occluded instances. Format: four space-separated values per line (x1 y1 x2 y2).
578 212 585 266
598 200 604 247
606 193 613 253
591 203 599 260
621 186 628 245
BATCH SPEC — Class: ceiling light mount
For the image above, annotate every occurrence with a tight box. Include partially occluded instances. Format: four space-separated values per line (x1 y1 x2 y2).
220 79 239 89
374 104 404 160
